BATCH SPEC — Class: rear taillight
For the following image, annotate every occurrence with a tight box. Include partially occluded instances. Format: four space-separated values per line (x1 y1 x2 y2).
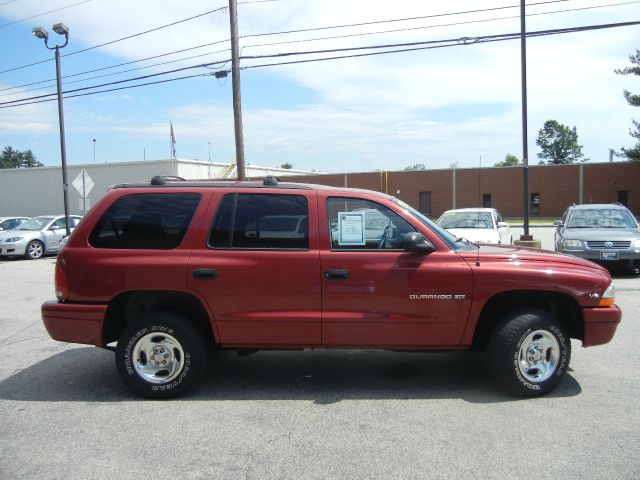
55 258 69 300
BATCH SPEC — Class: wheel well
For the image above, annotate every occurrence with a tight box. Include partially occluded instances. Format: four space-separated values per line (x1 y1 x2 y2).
103 291 215 348
471 290 582 350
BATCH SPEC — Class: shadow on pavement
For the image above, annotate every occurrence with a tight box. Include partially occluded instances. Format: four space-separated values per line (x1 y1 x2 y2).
0 347 581 404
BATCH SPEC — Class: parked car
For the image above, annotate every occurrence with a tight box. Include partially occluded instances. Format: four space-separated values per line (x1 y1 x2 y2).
436 208 512 244
554 203 640 271
42 176 620 398
0 216 30 231
0 215 82 260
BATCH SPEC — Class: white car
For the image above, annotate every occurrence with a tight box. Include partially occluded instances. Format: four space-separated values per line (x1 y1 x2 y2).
436 208 512 244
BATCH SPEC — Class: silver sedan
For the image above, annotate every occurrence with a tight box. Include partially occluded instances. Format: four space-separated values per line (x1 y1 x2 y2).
0 215 82 260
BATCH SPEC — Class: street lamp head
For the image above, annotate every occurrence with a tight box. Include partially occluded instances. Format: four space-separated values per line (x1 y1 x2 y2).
32 27 49 41
52 23 69 36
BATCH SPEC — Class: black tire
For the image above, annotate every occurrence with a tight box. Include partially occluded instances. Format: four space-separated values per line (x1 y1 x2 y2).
25 240 44 260
488 309 570 397
116 311 206 399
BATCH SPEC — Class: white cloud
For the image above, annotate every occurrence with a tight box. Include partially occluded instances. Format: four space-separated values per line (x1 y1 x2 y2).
1 0 638 170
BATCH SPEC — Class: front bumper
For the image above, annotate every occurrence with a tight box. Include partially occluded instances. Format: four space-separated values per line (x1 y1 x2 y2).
41 300 108 346
0 240 27 256
559 248 640 268
582 304 622 347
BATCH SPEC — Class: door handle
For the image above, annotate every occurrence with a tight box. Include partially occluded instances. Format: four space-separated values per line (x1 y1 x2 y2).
324 269 349 280
192 268 218 280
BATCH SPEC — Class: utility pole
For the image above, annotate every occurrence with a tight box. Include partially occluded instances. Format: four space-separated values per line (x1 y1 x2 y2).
228 0 246 180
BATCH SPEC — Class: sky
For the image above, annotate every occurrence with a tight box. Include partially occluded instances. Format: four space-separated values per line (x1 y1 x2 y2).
0 0 638 173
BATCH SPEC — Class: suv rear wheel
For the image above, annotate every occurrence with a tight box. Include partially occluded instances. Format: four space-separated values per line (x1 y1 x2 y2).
116 311 206 398
488 309 570 396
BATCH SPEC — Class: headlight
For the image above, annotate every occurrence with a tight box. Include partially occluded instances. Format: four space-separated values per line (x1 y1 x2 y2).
633 239 640 248
562 239 582 249
598 283 616 307
5 237 23 243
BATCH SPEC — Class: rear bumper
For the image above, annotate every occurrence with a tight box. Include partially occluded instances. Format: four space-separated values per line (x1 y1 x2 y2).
41 300 108 346
582 304 622 347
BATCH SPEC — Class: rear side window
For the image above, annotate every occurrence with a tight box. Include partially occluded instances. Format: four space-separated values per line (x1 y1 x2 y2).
89 193 201 249
209 193 309 250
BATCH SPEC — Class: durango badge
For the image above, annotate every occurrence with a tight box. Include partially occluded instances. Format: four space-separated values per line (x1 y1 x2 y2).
409 294 466 300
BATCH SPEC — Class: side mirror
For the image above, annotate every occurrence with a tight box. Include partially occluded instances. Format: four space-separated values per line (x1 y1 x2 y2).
553 220 563 227
497 221 509 228
403 232 435 255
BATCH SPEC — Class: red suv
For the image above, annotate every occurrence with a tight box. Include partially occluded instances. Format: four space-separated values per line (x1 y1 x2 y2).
42 176 621 398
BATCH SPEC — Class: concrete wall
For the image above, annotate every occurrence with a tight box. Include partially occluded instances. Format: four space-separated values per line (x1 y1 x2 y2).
0 159 317 217
3 159 638 219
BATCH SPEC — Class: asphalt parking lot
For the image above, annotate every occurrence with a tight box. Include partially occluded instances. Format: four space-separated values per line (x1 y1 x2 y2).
1 227 639 479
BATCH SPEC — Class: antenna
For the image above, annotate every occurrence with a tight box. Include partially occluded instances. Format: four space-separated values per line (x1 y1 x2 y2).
476 155 482 267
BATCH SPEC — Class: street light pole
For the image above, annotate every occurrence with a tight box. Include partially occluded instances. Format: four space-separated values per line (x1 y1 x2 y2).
33 23 71 236
93 138 96 164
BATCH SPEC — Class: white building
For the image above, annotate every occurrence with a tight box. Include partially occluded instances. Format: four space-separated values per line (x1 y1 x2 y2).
0 159 319 217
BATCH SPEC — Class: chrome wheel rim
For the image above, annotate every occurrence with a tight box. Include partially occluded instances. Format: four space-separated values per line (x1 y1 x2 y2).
28 242 43 259
518 330 560 383
132 332 185 384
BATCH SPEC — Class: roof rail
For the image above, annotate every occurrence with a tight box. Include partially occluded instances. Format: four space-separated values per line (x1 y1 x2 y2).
151 175 186 185
263 176 280 186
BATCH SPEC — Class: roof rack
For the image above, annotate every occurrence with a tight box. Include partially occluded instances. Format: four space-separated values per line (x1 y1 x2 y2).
150 175 186 185
263 176 280 186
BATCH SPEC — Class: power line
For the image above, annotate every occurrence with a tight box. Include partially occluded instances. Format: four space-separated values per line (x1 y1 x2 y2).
0 0 19 7
0 0 275 75
1 70 229 109
2 0 635 95
0 59 231 106
240 0 571 39
1 19 638 109
0 4 228 75
241 0 640 50
240 20 640 62
0 0 94 28
64 6 229 58
0 39 231 94
0 48 231 98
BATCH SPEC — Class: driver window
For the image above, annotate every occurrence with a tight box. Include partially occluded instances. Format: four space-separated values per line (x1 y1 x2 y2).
327 197 416 251
51 218 66 230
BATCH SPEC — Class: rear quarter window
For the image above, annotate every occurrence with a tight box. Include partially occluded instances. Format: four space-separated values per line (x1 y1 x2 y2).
209 193 309 250
89 193 201 249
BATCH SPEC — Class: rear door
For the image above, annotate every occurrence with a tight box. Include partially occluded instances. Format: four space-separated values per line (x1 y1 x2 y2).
319 194 473 347
187 190 322 347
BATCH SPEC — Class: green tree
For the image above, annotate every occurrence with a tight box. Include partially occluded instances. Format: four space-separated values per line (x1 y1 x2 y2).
280 162 293 169
494 153 521 167
404 163 426 171
535 120 586 164
614 49 640 162
0 147 44 169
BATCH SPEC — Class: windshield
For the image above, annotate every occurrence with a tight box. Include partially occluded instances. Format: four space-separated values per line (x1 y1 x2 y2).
17 218 50 231
391 198 476 251
566 209 638 229
437 211 494 229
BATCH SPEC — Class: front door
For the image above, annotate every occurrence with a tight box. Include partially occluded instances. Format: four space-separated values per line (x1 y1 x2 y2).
187 191 322 347
320 196 473 347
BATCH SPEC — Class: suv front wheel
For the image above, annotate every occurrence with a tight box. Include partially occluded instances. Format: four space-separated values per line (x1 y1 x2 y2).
116 311 206 398
488 309 571 396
